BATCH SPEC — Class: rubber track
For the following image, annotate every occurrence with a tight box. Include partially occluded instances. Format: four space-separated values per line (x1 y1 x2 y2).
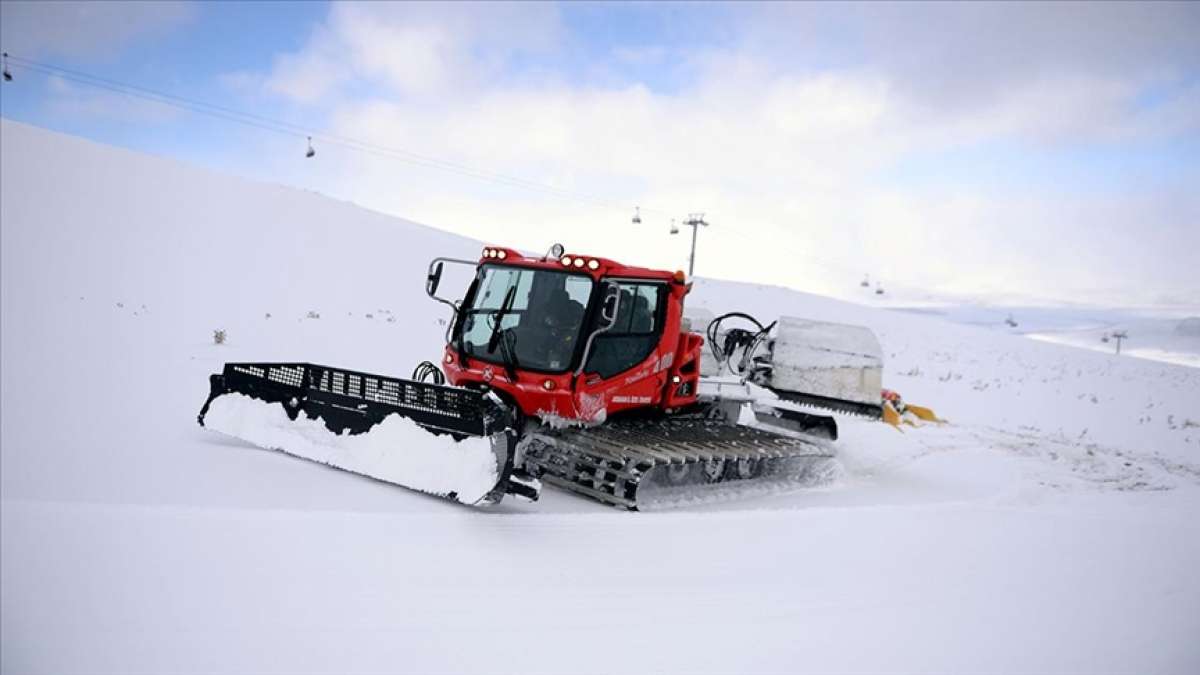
521 417 834 510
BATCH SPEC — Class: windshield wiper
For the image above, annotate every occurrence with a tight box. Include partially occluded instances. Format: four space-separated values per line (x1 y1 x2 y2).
487 285 517 355
496 328 520 382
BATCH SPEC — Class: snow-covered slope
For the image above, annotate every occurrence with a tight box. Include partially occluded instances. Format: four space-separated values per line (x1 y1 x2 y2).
3 119 1199 674
887 303 1200 368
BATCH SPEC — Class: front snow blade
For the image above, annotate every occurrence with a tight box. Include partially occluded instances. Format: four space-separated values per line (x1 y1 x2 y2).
198 362 534 506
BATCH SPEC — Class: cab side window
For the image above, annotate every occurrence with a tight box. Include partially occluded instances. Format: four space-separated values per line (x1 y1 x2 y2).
584 282 664 379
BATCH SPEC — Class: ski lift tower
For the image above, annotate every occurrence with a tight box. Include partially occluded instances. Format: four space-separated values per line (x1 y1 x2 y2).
1111 330 1128 354
672 213 709 277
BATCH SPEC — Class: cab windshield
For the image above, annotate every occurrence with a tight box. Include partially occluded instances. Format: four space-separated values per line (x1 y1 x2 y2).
459 265 594 373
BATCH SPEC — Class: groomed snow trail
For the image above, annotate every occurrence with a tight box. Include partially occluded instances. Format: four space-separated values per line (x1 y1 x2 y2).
3 120 1199 674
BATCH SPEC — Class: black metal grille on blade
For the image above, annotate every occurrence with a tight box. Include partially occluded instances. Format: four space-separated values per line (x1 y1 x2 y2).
218 362 487 434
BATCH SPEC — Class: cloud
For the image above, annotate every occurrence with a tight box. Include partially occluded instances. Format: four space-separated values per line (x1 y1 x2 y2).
0 1 195 61
227 2 1200 306
734 3 1200 101
263 2 564 103
714 1 1200 148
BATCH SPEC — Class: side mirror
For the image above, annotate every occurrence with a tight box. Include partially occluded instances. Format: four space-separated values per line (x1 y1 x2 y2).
426 261 444 296
424 255 484 346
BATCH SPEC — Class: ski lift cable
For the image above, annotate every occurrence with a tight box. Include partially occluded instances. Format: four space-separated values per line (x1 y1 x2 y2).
3 55 626 202
2 54 671 216
7 57 631 210
8 61 331 141
7 55 309 133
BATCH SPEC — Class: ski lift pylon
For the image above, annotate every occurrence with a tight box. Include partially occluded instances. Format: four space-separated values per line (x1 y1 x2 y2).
305 136 315 158
669 218 679 235
2 53 12 82
632 206 641 225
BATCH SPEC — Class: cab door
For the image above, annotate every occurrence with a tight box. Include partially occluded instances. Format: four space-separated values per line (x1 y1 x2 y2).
574 281 670 418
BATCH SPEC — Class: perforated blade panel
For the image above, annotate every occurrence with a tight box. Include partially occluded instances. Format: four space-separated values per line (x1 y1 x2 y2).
202 362 497 437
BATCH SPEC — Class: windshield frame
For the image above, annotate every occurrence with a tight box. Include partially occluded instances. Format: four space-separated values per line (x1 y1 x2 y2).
454 262 600 375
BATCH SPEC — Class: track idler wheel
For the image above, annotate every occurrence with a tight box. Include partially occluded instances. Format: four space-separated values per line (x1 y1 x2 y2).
702 459 726 483
731 457 762 480
664 462 692 485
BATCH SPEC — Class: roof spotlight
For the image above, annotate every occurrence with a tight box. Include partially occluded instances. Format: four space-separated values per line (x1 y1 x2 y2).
497 250 507 259
561 256 573 266
573 258 584 268
587 259 600 270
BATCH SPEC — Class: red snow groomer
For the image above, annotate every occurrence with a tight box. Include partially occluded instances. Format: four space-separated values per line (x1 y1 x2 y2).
199 244 939 509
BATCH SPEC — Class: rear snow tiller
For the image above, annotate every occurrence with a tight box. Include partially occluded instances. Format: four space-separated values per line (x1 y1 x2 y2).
199 244 938 509
689 311 944 429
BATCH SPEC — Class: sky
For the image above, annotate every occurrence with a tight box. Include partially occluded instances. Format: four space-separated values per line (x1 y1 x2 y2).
1 1 1198 308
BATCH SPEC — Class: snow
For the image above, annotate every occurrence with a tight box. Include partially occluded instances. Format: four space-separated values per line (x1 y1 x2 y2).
891 303 1200 369
203 393 502 505
3 118 1200 674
